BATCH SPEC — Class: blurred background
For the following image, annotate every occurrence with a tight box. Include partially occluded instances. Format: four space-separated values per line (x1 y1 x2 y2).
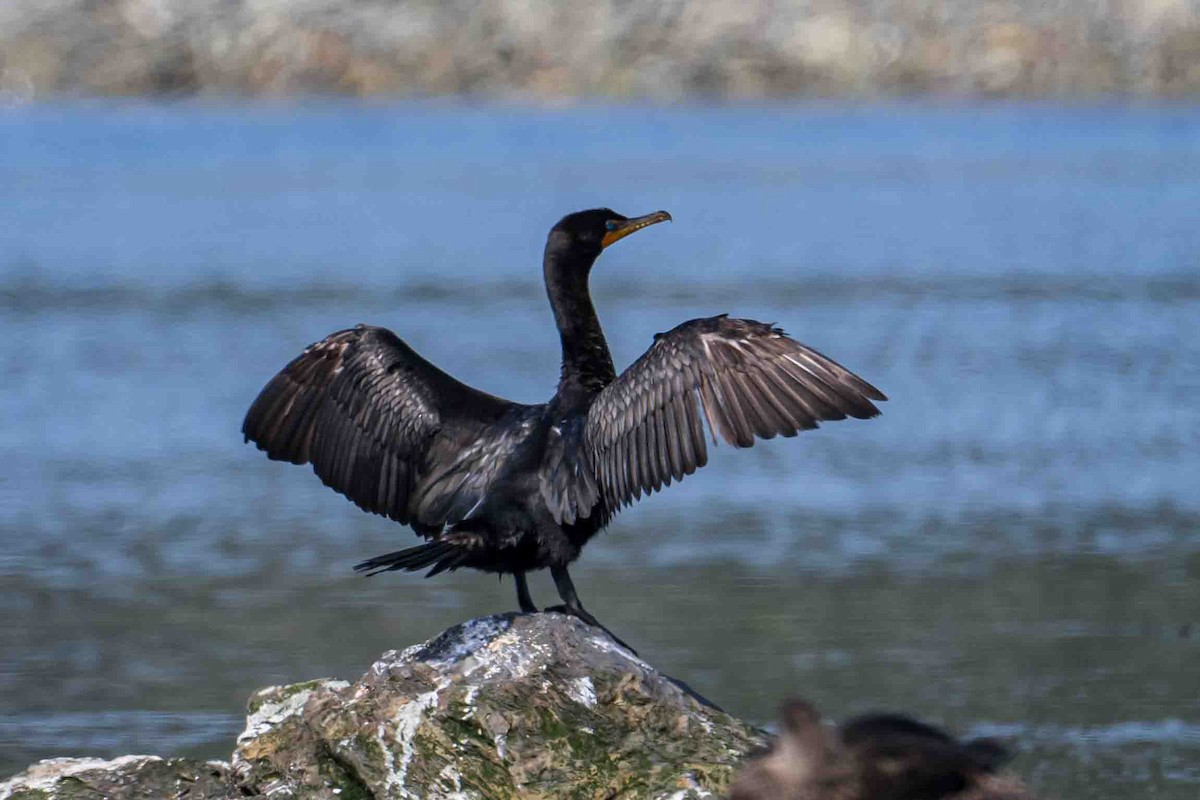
1 2 1199 799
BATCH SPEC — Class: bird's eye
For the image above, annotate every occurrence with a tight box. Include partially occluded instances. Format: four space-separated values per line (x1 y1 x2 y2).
605 221 617 231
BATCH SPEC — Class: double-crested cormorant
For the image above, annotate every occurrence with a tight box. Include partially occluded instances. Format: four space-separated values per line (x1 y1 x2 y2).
730 699 1016 800
242 209 885 647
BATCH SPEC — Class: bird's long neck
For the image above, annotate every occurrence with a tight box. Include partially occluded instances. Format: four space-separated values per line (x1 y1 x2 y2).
544 252 616 410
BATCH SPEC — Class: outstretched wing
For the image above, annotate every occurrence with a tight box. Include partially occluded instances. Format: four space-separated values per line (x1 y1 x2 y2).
584 316 886 509
243 324 526 530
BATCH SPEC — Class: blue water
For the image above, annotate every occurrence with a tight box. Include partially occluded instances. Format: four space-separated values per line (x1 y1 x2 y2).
1 102 1198 797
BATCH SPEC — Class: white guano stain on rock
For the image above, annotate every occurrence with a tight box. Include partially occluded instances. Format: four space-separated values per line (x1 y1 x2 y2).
386 687 443 796
665 771 719 799
263 780 293 796
225 613 763 798
370 650 401 680
437 763 471 799
0 756 161 799
238 680 349 745
5 614 768 799
591 631 651 666
461 684 480 714
567 675 597 707
462 627 543 683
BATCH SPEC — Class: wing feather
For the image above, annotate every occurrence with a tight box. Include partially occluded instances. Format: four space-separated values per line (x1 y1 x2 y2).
243 325 523 529
585 316 885 509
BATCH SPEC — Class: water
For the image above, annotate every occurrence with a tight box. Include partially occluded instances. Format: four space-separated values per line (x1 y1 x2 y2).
1 102 1198 797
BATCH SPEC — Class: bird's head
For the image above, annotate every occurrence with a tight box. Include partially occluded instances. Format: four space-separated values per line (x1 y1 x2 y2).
779 699 825 736
545 208 672 269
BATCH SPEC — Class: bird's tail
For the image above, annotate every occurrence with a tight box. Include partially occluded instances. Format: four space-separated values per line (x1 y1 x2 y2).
353 540 468 578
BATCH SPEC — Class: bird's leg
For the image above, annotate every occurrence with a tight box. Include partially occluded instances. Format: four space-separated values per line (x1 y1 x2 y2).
514 571 538 613
547 565 637 655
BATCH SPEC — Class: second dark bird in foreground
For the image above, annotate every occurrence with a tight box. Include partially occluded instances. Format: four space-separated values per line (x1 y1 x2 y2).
242 209 886 649
731 700 1023 800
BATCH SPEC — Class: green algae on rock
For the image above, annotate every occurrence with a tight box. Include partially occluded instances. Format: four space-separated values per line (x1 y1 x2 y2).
232 613 765 799
0 755 239 800
2 613 765 799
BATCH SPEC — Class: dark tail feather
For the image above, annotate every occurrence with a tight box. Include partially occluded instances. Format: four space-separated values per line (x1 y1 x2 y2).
354 541 459 577
424 549 470 578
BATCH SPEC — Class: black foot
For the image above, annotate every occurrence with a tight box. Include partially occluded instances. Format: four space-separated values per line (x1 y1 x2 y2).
545 604 638 656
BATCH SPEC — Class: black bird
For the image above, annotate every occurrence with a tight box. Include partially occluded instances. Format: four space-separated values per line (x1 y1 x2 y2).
839 712 1013 800
730 699 1018 800
242 209 885 648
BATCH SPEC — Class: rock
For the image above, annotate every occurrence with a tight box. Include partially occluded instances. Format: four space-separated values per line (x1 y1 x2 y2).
3 612 763 799
5 616 1048 800
0 755 239 800
1 0 1199 98
232 612 763 798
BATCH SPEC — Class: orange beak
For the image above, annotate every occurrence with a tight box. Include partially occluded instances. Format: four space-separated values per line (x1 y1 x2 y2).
600 210 672 249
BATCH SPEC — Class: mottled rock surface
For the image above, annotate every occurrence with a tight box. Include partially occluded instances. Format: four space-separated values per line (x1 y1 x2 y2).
2 613 764 799
1 0 1198 99
0 755 239 799
234 613 763 798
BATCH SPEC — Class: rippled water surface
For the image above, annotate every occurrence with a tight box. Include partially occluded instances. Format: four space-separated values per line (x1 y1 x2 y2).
2 103 1198 796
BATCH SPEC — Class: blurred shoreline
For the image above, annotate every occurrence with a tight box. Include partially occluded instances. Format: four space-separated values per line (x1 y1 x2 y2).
2 0 1199 102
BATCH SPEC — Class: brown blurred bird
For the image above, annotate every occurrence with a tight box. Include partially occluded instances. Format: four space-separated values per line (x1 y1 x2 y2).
242 209 885 649
730 700 1030 800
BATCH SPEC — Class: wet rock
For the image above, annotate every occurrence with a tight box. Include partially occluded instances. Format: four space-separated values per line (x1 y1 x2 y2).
1 613 761 799
5 618 1045 800
231 612 764 799
0 755 239 800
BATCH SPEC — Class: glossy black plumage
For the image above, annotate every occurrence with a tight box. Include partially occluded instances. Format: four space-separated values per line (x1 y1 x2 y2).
242 325 533 575
580 315 884 515
243 208 886 641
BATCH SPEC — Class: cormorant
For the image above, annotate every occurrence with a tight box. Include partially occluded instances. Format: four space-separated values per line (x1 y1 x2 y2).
242 209 885 648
